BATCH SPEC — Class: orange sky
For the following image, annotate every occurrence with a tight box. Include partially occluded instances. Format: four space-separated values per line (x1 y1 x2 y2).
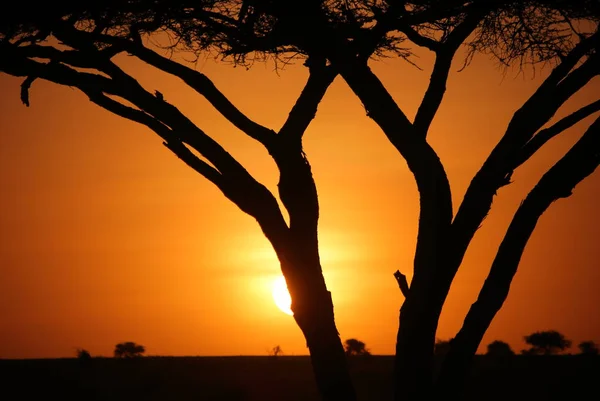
0 47 599 359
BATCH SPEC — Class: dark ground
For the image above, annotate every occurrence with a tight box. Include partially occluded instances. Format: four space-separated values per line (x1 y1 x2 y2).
0 355 598 401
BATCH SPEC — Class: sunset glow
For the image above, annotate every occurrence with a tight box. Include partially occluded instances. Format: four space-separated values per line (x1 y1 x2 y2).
272 276 293 316
0 47 598 359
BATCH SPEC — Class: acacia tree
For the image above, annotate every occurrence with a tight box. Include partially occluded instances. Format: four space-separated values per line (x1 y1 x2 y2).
523 330 571 355
344 338 371 356
1 1 599 400
114 341 146 358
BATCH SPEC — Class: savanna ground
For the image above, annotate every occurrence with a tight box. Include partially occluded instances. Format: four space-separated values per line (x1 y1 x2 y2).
1 355 598 400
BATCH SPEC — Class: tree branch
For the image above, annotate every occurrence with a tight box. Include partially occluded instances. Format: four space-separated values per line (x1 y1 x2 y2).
450 49 600 277
125 43 278 148
436 115 600 397
47 22 278 149
399 25 440 50
278 59 337 143
394 270 410 298
515 98 600 168
413 8 485 136
1 42 291 242
84 90 223 185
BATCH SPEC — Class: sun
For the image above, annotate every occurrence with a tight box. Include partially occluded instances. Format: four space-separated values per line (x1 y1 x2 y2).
272 276 293 315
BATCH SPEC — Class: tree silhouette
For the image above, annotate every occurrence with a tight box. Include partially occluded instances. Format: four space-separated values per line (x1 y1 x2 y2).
486 340 515 357
524 331 572 355
434 338 454 357
578 341 599 356
1 2 599 400
269 345 284 357
114 342 145 358
344 339 371 357
76 348 92 361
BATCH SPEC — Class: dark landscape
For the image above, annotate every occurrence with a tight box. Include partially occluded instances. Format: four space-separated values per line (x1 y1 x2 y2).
1 355 598 401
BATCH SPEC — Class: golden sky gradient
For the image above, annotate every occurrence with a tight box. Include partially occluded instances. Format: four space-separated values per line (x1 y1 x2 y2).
0 47 598 359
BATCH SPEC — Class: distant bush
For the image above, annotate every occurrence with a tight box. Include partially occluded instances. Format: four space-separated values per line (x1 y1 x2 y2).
486 340 515 357
76 348 92 361
523 330 571 355
268 345 284 357
578 341 599 356
114 342 145 358
344 339 370 357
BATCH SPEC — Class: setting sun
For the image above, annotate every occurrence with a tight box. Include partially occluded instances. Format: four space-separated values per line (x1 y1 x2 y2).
272 276 293 316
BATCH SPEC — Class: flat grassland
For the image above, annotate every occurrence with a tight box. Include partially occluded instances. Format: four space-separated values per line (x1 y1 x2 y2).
1 355 598 400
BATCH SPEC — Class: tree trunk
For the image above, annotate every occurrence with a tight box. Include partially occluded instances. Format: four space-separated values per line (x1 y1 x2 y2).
298 286 356 401
281 255 356 401
270 146 357 401
394 297 439 400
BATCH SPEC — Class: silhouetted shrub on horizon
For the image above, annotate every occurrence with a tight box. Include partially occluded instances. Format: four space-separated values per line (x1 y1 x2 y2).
578 341 599 356
523 330 571 355
114 342 145 358
344 339 371 357
486 340 515 358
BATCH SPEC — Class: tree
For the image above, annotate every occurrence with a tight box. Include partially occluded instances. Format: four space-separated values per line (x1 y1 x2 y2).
1 1 599 400
344 339 371 357
524 330 572 355
434 339 453 357
76 348 92 361
578 341 599 356
114 342 146 358
486 341 515 357
269 345 284 357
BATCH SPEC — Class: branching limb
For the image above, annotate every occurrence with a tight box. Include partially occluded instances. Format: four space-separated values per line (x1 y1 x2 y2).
44 20 278 149
436 115 600 397
123 42 278 148
278 58 337 143
413 7 486 136
515 99 600 168
268 57 338 260
394 270 410 298
450 45 600 275
84 90 223 186
1 41 291 241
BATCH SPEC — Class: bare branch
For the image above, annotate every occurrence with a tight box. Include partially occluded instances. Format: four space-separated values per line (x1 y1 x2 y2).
278 59 337 143
449 49 600 277
125 42 278 148
46 21 279 148
394 270 410 298
516 98 600 168
20 75 36 106
438 115 600 392
413 8 486 135
89 91 224 186
0 41 291 237
400 25 440 50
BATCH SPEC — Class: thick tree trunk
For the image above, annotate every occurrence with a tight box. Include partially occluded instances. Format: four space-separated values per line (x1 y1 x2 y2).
270 145 357 401
394 296 439 400
279 254 356 401
295 280 356 401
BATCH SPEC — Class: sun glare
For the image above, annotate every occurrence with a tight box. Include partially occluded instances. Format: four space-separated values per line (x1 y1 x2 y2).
272 276 293 316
